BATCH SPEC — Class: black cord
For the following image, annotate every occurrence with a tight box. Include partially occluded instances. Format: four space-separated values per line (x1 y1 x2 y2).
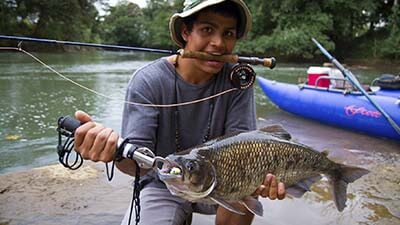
58 134 83 170
105 138 132 181
128 162 141 225
105 161 116 182
57 126 143 225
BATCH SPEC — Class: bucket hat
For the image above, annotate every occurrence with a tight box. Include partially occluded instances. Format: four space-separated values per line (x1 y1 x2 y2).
169 0 252 47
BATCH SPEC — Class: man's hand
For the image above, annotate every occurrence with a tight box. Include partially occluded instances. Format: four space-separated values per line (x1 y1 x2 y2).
252 173 285 200
74 110 119 163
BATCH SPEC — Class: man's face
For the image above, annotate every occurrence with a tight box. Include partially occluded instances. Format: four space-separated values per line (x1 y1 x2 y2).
181 10 238 74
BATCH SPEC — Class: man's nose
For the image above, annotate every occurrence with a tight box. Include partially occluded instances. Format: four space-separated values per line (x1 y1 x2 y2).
210 34 225 49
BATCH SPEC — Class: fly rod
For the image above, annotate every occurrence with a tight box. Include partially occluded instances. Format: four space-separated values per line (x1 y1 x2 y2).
312 38 400 136
0 35 275 68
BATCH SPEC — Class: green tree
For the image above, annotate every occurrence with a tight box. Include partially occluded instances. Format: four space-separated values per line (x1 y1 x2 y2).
1 0 398 60
324 0 379 58
100 1 144 46
238 0 397 60
0 0 100 49
141 0 183 49
380 2 400 59
238 0 334 59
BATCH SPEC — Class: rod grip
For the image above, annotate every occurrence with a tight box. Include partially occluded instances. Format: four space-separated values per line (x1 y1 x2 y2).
238 56 276 69
58 116 81 133
179 50 276 69
180 50 238 63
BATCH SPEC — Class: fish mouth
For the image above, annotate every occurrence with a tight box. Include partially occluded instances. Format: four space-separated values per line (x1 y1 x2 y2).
158 160 183 180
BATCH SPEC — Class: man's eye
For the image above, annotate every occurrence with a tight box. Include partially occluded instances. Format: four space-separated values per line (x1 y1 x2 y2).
225 31 236 38
202 27 212 33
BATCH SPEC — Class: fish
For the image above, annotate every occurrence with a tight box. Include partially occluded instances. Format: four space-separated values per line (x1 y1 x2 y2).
158 125 369 216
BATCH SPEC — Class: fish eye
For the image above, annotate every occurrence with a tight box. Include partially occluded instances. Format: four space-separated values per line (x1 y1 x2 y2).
186 160 198 172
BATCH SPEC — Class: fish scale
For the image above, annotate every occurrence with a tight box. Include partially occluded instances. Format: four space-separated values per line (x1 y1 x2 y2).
202 137 333 200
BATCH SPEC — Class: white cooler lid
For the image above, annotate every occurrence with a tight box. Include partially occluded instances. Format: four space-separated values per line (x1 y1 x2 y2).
307 66 331 74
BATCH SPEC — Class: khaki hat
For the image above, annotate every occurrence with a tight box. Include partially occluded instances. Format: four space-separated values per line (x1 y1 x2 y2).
169 0 252 47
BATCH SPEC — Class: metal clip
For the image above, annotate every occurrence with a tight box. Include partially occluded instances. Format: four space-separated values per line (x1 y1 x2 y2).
130 147 166 170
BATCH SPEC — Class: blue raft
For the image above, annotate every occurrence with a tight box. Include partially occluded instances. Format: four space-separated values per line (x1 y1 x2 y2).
257 76 400 141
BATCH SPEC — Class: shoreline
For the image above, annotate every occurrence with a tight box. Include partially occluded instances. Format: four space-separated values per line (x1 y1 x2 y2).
0 162 133 225
0 162 214 225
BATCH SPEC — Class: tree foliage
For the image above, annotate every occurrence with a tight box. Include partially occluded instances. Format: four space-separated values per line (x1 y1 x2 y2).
99 1 144 46
0 0 99 42
238 0 334 59
380 3 400 59
1 0 398 60
238 0 398 60
140 0 181 49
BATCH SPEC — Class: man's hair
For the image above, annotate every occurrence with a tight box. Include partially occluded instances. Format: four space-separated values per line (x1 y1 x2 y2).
182 1 241 34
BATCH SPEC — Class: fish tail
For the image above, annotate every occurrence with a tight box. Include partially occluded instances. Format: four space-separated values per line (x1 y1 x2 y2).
328 165 369 212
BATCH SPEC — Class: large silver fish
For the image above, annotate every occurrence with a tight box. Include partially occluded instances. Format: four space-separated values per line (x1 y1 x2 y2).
158 125 369 216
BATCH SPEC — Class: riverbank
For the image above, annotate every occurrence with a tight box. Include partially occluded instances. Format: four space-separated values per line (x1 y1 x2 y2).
1 115 399 225
0 162 133 225
0 162 216 225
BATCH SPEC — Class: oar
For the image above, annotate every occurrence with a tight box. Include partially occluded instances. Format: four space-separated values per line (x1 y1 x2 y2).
312 38 400 137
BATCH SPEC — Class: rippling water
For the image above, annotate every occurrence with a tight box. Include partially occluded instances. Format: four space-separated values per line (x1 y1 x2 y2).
0 51 399 224
0 51 157 173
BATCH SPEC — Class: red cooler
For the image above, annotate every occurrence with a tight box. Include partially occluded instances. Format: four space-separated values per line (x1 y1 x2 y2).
307 67 330 87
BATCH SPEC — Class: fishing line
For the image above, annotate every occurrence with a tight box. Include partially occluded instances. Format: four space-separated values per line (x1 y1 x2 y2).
1 45 248 225
0 46 239 108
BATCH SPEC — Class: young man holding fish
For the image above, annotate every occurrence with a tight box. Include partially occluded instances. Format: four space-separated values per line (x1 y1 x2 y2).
74 0 285 224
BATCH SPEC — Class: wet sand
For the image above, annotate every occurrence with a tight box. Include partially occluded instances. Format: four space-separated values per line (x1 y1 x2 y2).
253 113 400 225
0 162 133 225
1 115 399 225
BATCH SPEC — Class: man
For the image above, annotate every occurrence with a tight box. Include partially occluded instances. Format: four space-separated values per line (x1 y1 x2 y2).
74 0 285 224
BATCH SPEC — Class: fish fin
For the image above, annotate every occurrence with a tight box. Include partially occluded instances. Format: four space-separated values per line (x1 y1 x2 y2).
258 124 291 140
328 165 369 212
209 197 246 215
287 175 322 198
197 131 243 147
239 196 263 216
321 150 329 157
286 186 307 198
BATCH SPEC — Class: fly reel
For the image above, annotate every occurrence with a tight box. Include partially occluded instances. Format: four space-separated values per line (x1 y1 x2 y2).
230 64 256 90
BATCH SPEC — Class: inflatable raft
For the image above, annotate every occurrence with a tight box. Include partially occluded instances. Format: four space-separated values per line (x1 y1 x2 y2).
257 76 400 141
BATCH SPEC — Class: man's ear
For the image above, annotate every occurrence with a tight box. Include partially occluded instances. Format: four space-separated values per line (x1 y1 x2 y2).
181 24 190 42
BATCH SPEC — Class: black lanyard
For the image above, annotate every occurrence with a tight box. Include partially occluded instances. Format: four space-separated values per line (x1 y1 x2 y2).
173 71 216 151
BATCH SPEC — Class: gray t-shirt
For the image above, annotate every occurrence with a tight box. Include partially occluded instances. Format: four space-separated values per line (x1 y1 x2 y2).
121 57 256 158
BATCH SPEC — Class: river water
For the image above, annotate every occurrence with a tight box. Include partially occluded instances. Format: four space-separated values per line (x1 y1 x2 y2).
0 51 399 224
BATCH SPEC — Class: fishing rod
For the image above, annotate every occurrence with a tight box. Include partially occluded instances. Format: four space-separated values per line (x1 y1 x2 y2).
0 35 276 225
312 38 400 136
0 35 276 68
